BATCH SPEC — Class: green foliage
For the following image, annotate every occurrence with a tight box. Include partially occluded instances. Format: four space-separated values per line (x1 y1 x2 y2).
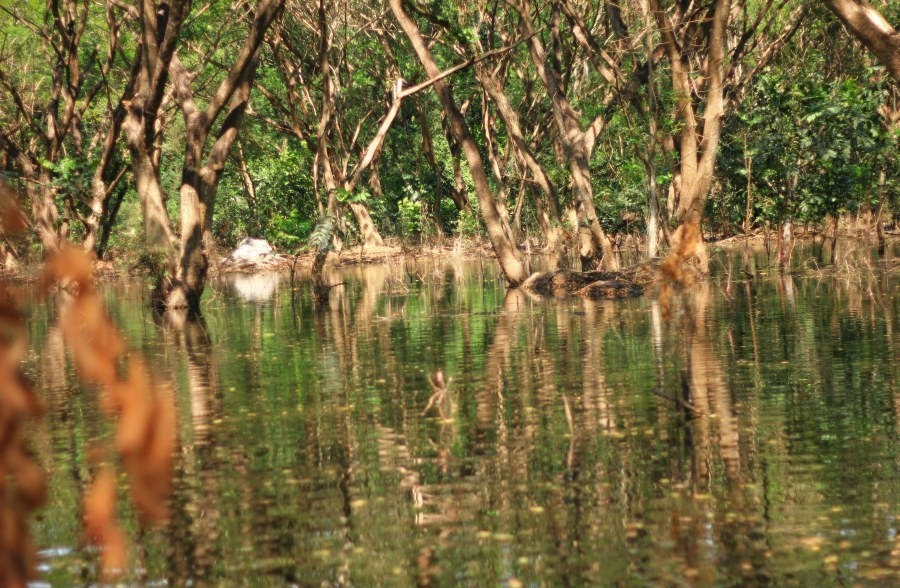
398 197 425 240
216 142 316 247
308 214 336 252
269 210 313 251
713 46 897 232
455 209 484 240
336 187 370 204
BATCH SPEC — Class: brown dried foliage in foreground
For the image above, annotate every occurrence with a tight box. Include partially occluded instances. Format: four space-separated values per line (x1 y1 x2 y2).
41 247 177 578
0 184 47 586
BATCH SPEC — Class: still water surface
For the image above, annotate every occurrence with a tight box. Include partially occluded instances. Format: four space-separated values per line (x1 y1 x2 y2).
24 255 899 586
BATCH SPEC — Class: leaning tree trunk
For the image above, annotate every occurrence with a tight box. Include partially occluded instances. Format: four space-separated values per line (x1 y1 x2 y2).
514 0 617 271
570 142 618 270
820 0 900 82
165 0 285 312
476 65 567 268
391 0 528 286
349 202 385 247
96 181 128 260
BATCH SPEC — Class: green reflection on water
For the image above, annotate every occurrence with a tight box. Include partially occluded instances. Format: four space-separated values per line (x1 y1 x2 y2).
25 256 899 586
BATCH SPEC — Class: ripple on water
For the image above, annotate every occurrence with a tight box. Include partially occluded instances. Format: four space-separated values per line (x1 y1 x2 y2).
24 259 900 585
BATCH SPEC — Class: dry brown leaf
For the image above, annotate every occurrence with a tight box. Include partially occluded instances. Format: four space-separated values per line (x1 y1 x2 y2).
43 247 177 553
83 469 127 577
0 182 27 237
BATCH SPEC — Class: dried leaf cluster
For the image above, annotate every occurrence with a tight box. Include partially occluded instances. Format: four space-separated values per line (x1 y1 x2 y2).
0 184 46 586
41 247 177 578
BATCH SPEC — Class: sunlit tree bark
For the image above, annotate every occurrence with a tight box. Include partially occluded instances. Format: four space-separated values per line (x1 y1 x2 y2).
820 0 900 82
121 0 186 254
391 0 529 286
165 0 286 310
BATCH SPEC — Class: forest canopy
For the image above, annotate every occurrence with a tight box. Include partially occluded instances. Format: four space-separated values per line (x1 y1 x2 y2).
0 0 897 309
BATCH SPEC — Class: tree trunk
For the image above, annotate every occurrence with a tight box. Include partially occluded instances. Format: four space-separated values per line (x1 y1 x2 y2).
830 215 840 265
647 157 660 258
165 0 285 312
417 102 443 221
29 171 63 253
236 140 259 236
570 143 618 270
476 65 567 268
820 0 900 82
776 218 793 271
652 0 732 277
0 240 17 269
481 102 517 247
442 120 473 212
131 150 177 251
515 0 617 271
349 202 385 246
874 170 886 255
391 0 528 286
96 181 128 260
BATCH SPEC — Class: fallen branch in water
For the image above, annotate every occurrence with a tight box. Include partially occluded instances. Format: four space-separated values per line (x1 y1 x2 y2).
650 387 705 417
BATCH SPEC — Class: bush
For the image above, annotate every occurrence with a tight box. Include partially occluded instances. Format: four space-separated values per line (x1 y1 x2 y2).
398 197 425 241
268 210 313 251
456 208 484 241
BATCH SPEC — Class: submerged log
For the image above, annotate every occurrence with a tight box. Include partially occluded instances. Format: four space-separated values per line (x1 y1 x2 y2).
521 260 662 300
521 270 625 296
620 259 664 286
575 280 644 300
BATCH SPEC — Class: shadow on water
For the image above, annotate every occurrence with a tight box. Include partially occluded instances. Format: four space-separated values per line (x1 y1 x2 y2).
24 253 900 585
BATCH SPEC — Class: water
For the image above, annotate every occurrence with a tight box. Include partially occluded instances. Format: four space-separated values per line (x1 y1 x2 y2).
24 254 899 585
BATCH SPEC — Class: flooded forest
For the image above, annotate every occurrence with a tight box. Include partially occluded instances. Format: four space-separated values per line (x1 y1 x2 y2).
0 0 897 585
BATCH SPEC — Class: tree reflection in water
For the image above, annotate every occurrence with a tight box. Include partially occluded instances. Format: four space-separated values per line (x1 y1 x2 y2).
28 257 900 585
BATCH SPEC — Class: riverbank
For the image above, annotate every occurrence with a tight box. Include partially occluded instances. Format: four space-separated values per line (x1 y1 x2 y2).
2 230 896 284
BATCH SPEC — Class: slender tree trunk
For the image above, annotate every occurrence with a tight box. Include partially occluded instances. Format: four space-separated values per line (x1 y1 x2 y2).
443 120 473 212
776 218 793 271
349 202 385 247
476 66 567 268
647 156 660 258
831 215 840 265
743 136 753 235
481 101 517 246
571 142 617 270
417 102 443 221
875 170 886 255
96 181 128 260
511 180 527 243
236 140 259 236
391 0 528 285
